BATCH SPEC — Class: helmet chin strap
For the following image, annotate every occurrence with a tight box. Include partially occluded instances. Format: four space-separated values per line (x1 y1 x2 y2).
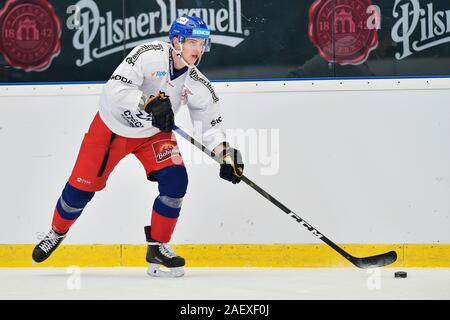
170 42 204 68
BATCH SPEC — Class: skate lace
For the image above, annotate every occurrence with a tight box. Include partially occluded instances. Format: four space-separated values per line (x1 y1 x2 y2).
159 243 177 258
36 230 64 253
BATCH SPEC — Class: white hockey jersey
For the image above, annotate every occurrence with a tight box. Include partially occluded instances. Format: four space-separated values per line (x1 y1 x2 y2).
98 40 225 151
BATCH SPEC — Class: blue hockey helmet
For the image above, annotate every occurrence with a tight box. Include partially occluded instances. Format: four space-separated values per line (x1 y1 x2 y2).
169 15 211 52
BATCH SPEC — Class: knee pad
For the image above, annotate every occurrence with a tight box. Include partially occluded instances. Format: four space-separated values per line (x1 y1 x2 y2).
152 165 188 198
151 166 188 217
56 182 95 220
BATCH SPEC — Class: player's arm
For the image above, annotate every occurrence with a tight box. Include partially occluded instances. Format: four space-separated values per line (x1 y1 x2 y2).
188 93 244 184
104 45 156 112
104 62 145 111
105 45 174 132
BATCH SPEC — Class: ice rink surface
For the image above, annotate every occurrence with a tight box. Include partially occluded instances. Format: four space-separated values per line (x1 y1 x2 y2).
0 267 449 300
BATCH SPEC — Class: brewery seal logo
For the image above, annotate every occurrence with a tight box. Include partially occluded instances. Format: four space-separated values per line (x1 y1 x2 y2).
308 0 379 65
0 0 62 71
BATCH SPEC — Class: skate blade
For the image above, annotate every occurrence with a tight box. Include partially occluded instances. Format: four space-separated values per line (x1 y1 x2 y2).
147 264 184 278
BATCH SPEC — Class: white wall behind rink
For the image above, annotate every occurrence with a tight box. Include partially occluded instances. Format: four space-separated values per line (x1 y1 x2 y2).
0 80 449 244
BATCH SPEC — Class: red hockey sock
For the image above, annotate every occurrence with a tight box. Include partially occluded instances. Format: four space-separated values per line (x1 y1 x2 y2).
150 209 178 243
51 208 76 234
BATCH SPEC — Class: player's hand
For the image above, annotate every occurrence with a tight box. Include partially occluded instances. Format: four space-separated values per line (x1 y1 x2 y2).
144 91 174 132
219 147 244 184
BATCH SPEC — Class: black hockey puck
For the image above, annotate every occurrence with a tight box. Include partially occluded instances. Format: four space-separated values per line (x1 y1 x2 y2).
394 271 407 278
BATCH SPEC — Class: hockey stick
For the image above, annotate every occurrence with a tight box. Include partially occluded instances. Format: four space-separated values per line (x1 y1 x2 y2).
173 125 397 269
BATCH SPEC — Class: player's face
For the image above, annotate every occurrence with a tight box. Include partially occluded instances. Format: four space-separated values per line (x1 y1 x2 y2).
181 38 206 64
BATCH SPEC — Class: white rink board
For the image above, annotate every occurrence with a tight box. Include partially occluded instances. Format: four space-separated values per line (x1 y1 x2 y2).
0 83 450 244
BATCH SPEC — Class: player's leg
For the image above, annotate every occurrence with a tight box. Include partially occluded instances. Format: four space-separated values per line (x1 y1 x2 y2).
134 132 188 277
145 165 188 277
32 113 126 263
32 182 96 263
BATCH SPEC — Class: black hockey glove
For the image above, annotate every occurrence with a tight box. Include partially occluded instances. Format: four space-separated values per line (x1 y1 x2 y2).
219 147 244 184
144 91 174 132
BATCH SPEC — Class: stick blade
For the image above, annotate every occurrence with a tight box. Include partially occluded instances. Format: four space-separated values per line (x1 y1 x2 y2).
351 250 397 269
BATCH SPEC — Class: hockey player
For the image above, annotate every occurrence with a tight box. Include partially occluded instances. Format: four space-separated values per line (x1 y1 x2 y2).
32 15 244 277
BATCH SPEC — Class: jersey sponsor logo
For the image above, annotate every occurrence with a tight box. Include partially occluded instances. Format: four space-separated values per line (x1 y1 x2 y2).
121 110 144 127
67 0 247 66
136 110 152 121
308 0 379 65
110 74 132 84
189 68 219 103
210 116 222 127
152 139 180 163
150 70 167 77
0 0 62 71
76 177 92 185
126 43 164 66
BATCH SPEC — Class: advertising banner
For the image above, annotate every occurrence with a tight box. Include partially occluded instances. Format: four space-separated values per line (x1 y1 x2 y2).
1 0 450 83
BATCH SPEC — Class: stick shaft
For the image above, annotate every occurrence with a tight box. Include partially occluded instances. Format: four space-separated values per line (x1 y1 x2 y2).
173 125 396 268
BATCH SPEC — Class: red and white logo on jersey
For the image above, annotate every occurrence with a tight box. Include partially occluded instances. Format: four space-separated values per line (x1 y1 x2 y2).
152 139 180 163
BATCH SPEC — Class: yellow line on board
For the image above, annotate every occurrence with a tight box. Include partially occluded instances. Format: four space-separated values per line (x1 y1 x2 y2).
0 244 448 267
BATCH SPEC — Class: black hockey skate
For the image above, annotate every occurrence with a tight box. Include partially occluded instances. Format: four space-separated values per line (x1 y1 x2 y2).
144 225 185 277
32 229 66 263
